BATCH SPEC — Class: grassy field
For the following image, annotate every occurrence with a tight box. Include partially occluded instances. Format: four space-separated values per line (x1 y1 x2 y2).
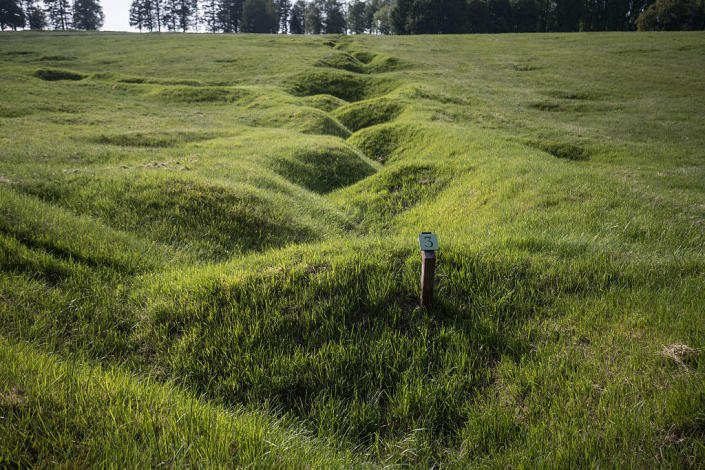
1 30 704 468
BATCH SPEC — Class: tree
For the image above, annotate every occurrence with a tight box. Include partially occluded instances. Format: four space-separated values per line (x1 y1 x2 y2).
26 0 46 29
371 0 391 33
288 0 304 32
695 0 705 28
323 0 346 33
304 0 323 32
129 0 159 31
439 0 467 33
129 0 146 30
217 0 243 31
390 0 412 33
467 0 491 32
0 0 25 29
348 0 367 32
488 0 512 32
162 0 197 31
241 0 278 32
510 0 538 32
202 0 219 31
45 0 71 29
73 0 103 30
275 0 290 32
636 0 698 29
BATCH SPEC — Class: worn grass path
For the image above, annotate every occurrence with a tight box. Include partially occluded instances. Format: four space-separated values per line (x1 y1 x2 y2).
1 31 704 468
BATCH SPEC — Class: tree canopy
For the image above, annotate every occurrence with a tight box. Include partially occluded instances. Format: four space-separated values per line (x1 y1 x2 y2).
4 0 705 33
73 0 103 30
0 0 25 30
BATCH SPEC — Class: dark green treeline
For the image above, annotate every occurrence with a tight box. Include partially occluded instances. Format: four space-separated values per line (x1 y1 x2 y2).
128 0 704 34
2 0 703 34
1 0 103 31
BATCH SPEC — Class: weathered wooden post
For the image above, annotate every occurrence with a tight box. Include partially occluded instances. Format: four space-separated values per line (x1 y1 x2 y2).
419 232 439 307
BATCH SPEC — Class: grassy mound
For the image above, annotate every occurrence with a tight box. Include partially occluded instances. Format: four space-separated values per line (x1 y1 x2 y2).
332 97 405 132
15 173 319 260
114 75 205 86
347 122 421 163
253 106 351 138
315 52 368 74
0 340 361 468
137 241 529 451
33 68 86 81
351 51 376 64
264 137 376 193
331 163 450 227
365 54 408 73
149 86 252 103
0 185 169 275
300 94 348 112
93 131 222 147
283 70 399 102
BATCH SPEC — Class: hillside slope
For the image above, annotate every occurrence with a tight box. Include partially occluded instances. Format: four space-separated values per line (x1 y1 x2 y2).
1 31 704 468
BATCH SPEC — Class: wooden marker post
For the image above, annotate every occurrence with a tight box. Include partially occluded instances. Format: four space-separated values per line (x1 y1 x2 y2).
419 232 439 307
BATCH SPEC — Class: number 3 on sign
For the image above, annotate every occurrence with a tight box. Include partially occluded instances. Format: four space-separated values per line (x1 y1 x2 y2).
418 233 439 251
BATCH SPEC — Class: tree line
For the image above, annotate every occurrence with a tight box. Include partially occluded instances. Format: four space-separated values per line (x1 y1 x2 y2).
2 0 704 32
1 0 103 30
126 0 705 33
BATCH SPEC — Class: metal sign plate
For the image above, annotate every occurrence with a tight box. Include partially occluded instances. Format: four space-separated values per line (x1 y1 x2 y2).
418 233 439 251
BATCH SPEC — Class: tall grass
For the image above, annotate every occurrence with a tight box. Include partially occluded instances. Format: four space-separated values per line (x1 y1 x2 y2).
1 30 704 467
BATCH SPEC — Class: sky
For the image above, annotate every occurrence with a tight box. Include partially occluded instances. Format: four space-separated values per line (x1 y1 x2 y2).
102 0 133 31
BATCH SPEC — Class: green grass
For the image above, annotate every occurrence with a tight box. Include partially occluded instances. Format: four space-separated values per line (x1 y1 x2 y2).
1 30 705 468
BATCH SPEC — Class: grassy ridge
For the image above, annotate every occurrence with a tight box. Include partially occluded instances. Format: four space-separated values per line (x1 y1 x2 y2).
1 31 705 467
0 339 366 468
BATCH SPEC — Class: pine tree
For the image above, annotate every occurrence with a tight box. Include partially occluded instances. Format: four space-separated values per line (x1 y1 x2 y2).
73 0 103 30
217 0 243 31
202 0 219 31
347 0 366 32
241 0 278 32
390 0 411 33
153 0 162 30
162 0 176 29
129 0 147 30
510 0 538 32
26 1 46 28
129 0 142 30
288 0 304 32
304 0 323 32
0 0 25 30
45 0 72 29
130 0 161 31
323 0 345 32
162 0 196 31
275 0 289 32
